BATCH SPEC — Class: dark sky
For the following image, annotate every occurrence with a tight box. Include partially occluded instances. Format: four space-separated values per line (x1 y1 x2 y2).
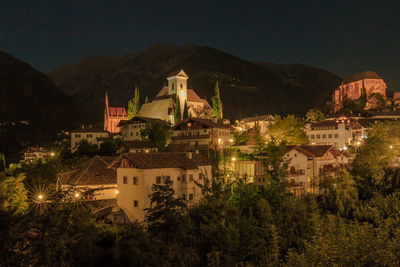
1 0 399 90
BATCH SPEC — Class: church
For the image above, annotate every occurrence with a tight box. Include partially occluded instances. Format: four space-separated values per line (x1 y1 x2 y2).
104 92 128 133
137 70 212 124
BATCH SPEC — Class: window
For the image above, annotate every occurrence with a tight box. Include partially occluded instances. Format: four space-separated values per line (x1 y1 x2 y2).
123 176 128 184
317 135 321 139
189 194 194 200
156 176 161 184
182 194 186 200
334 134 339 138
294 153 297 157
130 132 133 136
133 177 138 185
134 200 138 207
199 173 203 180
189 174 193 181
322 134 326 138
328 134 332 138
311 135 315 139
87 134 93 138
177 176 180 181
136 132 139 136
75 134 81 138
182 175 186 182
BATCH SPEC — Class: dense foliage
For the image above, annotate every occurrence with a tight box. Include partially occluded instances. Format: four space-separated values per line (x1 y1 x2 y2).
267 115 308 145
1 121 400 266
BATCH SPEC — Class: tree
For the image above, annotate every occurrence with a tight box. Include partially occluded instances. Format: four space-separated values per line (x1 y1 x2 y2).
212 81 223 121
140 121 172 150
267 115 308 145
305 109 325 123
127 87 141 119
99 138 121 156
75 140 99 157
252 122 265 154
174 96 181 125
0 173 28 215
182 100 189 120
144 96 149 104
352 121 400 199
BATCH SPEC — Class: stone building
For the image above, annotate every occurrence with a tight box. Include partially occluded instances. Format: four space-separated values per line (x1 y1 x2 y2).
109 152 212 222
332 71 387 113
137 70 212 124
172 118 231 150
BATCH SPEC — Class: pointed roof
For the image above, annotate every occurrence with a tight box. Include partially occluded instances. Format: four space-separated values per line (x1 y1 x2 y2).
167 69 188 78
59 156 117 186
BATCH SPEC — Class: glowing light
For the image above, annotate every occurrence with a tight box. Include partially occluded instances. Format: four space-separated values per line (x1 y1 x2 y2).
231 157 236 161
343 146 347 150
239 127 243 131
229 138 233 143
74 193 80 198
218 138 222 143
115 190 119 195
50 152 55 157
390 145 393 149
356 141 360 145
38 194 44 200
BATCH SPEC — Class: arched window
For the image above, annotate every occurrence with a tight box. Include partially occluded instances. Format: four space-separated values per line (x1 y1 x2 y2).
180 83 183 88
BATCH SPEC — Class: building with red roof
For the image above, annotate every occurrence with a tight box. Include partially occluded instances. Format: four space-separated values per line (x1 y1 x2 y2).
104 92 128 133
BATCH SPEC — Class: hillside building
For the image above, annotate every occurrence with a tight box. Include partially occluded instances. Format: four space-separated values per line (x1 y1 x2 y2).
109 152 212 222
137 70 212 124
57 156 117 200
332 71 387 113
116 140 158 154
21 147 55 163
240 114 274 134
70 128 110 153
118 116 164 141
172 118 231 150
104 92 128 133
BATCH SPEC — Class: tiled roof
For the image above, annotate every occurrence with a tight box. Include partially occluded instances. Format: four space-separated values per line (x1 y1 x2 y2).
108 107 127 117
286 145 341 158
173 118 231 130
24 146 48 153
117 116 164 127
310 120 340 127
343 71 381 84
109 152 211 170
59 156 117 186
241 115 274 123
167 69 188 78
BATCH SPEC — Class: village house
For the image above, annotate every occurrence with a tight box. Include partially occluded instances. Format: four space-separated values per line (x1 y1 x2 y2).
137 70 213 124
118 116 165 141
172 118 231 150
57 155 117 200
70 128 110 153
240 114 274 134
109 152 212 222
21 146 55 163
104 92 128 133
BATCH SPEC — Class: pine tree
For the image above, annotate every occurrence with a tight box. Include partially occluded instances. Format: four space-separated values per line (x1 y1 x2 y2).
183 100 189 120
127 87 141 119
174 96 181 125
212 81 223 121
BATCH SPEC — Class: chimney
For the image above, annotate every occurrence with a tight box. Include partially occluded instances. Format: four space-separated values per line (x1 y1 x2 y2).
186 151 193 159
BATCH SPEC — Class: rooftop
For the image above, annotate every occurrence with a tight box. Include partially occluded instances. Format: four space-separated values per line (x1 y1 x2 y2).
59 156 117 186
173 118 231 130
109 152 211 170
343 71 382 84
241 114 274 123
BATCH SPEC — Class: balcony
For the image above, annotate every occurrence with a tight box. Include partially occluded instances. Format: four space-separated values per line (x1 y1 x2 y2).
171 134 210 140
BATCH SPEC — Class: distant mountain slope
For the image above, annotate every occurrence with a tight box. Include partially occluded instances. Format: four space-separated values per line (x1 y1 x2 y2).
48 44 342 122
0 51 78 162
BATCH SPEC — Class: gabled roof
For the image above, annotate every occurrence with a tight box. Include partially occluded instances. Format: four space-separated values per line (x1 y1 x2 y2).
241 115 274 123
167 69 188 78
173 118 231 130
109 152 211 170
343 71 382 84
117 116 164 127
108 107 127 117
285 145 342 158
59 156 117 186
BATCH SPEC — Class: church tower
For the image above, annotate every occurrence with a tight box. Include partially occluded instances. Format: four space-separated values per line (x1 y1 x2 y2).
167 70 188 118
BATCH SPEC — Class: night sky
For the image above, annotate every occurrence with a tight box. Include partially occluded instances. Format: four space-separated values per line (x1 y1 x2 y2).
1 0 399 90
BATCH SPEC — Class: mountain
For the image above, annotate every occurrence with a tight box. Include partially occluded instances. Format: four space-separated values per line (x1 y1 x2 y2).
0 51 78 162
48 44 342 122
